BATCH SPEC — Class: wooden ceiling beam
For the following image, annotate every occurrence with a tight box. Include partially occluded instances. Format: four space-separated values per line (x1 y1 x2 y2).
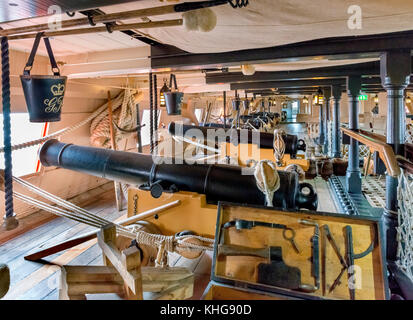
151 31 413 71
206 61 382 84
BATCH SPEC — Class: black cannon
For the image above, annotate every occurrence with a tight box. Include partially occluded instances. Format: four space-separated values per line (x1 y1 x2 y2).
39 140 318 211
168 122 306 158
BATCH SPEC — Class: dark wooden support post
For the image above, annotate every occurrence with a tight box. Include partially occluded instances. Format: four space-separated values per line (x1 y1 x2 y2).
380 50 411 262
223 91 226 129
323 87 332 154
346 76 362 194
332 85 342 158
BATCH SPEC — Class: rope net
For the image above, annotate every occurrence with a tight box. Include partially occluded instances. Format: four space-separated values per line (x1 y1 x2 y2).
397 170 413 282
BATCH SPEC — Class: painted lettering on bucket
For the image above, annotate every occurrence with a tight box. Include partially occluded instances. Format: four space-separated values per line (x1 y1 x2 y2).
44 84 65 113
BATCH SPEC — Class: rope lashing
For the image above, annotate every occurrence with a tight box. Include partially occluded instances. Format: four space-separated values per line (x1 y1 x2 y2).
6 174 214 257
273 129 286 166
1 36 18 230
254 160 280 207
133 227 214 267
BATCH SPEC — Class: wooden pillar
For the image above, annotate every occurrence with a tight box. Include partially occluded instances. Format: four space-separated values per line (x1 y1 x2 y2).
332 85 342 158
380 50 411 262
346 76 362 194
323 87 332 154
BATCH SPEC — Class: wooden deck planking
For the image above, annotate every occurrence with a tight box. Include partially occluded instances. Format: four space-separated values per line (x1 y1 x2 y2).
7 213 116 292
1 190 125 300
20 243 104 300
1 176 338 300
0 191 114 260
3 194 121 288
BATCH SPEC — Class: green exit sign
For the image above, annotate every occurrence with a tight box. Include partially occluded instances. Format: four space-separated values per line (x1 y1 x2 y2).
358 94 368 101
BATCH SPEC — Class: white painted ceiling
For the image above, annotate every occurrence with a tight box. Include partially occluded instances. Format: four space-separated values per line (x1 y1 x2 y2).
2 0 411 75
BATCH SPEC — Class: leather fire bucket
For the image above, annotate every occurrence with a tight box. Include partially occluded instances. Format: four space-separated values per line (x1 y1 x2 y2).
20 32 67 122
164 74 183 115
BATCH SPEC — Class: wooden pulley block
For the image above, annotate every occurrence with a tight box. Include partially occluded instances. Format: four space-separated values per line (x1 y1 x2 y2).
177 236 204 260
0 263 10 299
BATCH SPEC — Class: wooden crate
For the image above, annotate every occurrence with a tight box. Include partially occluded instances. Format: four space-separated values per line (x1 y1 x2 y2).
208 202 388 300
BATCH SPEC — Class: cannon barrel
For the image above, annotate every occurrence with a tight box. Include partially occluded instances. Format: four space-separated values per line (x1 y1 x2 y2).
168 122 306 156
39 140 317 211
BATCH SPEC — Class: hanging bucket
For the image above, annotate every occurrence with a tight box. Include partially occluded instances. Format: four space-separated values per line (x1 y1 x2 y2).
164 74 183 115
20 32 67 122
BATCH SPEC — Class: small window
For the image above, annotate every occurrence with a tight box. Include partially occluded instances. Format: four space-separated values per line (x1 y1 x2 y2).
140 109 161 147
0 113 47 177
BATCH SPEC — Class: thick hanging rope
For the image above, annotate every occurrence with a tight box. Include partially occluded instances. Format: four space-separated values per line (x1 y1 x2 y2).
254 160 280 207
1 36 16 226
396 169 413 282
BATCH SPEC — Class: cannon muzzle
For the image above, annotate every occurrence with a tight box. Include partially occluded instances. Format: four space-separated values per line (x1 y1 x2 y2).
168 122 306 157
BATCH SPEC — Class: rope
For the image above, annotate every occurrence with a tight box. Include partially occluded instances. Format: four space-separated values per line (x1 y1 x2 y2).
254 160 280 207
0 90 128 153
133 229 214 253
1 36 14 220
9 175 214 258
273 129 286 166
90 90 138 148
11 176 132 236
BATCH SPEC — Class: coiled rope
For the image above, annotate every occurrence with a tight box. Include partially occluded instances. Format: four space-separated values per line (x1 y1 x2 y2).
273 129 286 166
1 36 15 223
254 160 280 207
90 89 138 148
